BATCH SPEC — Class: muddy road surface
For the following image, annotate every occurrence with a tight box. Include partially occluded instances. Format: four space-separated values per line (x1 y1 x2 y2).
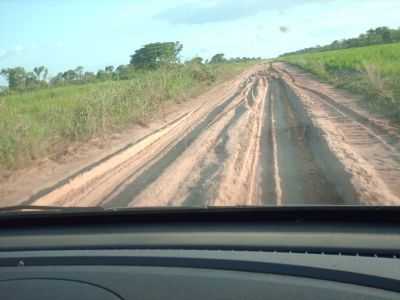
8 63 400 207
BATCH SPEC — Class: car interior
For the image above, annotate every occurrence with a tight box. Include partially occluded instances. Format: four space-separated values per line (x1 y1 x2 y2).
0 207 399 300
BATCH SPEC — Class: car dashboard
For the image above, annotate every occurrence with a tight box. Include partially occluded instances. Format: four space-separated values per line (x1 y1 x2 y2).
0 207 399 300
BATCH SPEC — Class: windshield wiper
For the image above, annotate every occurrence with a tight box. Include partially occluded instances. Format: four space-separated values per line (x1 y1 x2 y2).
0 205 105 214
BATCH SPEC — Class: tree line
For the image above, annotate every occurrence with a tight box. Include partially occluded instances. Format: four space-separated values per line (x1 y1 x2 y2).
1 42 261 93
281 26 400 56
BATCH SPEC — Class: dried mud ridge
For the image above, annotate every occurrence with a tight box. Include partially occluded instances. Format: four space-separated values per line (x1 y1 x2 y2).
27 63 400 207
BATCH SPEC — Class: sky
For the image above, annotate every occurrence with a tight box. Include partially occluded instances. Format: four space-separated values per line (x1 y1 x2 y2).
1 0 400 82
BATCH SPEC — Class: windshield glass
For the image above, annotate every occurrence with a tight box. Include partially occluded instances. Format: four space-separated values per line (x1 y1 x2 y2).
1 0 400 209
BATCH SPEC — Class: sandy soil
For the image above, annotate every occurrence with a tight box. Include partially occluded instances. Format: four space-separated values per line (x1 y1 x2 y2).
273 62 400 205
1 62 399 208
0 66 261 207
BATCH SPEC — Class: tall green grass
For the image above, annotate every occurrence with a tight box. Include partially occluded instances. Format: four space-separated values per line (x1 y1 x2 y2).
0 63 252 170
281 43 400 120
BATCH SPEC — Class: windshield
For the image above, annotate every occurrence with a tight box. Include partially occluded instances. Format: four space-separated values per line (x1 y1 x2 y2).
1 0 400 210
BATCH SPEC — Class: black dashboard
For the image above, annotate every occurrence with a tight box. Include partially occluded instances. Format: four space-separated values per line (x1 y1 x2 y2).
0 207 399 299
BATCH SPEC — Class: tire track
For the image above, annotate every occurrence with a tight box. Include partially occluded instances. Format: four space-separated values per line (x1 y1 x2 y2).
274 63 400 202
266 75 343 205
30 70 257 207
102 78 258 208
275 63 400 155
28 62 395 208
268 77 283 205
182 102 248 206
205 75 268 206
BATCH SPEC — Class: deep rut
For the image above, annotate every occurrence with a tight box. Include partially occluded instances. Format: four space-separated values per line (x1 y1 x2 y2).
27 63 400 208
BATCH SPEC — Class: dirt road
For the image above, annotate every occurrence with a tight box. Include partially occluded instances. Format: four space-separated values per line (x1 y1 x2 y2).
4 63 400 207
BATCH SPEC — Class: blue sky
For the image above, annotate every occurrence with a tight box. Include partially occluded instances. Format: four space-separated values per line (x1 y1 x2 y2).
1 0 400 81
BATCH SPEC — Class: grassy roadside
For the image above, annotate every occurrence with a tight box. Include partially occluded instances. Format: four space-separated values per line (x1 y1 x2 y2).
0 63 254 171
280 42 400 121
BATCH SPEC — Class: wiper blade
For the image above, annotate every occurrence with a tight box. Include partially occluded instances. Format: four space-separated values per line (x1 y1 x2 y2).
0 205 105 214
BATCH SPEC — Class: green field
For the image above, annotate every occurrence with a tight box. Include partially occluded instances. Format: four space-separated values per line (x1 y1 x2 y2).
0 63 251 170
281 42 400 120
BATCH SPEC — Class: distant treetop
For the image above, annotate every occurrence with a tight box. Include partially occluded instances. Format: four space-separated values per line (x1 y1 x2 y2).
130 42 183 69
281 26 400 56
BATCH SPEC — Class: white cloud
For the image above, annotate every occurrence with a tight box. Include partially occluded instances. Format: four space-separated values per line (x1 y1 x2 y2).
15 45 24 52
156 0 327 24
0 46 26 62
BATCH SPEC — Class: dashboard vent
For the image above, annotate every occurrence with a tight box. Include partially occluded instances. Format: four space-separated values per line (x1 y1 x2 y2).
267 249 400 259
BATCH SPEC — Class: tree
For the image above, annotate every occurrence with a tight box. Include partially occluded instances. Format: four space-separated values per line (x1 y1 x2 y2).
392 28 400 42
281 26 400 56
74 66 84 81
380 27 392 43
25 72 40 89
96 70 108 81
105 65 114 73
62 70 77 82
33 66 48 81
331 40 341 49
83 72 96 82
187 57 203 64
0 67 27 90
115 64 135 80
209 53 226 64
103 66 115 80
43 67 48 81
130 42 183 69
50 72 64 85
33 66 42 80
